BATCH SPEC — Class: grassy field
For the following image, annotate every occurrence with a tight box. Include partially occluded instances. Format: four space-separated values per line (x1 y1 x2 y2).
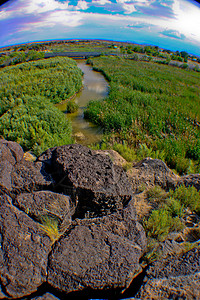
0 57 82 154
85 56 200 174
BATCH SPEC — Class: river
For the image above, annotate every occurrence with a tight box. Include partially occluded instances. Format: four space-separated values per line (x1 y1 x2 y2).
56 61 109 145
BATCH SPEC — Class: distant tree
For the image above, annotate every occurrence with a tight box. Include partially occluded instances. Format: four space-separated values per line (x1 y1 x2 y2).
180 51 188 62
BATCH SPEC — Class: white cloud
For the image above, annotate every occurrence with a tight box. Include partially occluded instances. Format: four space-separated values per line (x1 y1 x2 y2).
20 10 83 31
122 3 136 13
171 0 200 41
116 0 132 3
92 0 111 5
161 29 185 40
18 0 69 14
0 10 12 20
76 1 88 10
0 0 200 50
0 0 70 20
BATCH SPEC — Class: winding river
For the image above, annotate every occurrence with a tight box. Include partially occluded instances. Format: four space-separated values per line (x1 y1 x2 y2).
56 61 109 145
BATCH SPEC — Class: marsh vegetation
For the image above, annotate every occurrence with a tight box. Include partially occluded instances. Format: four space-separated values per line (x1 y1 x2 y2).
85 56 200 174
0 57 82 154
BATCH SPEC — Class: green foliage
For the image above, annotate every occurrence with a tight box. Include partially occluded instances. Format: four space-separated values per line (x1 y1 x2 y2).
39 215 61 243
85 57 200 174
113 142 137 162
0 50 45 67
171 54 183 62
180 63 188 69
146 185 168 202
143 184 199 251
165 197 184 217
137 143 166 161
144 208 183 241
66 100 79 113
169 185 200 215
180 51 188 62
0 95 72 155
0 57 82 154
142 184 200 263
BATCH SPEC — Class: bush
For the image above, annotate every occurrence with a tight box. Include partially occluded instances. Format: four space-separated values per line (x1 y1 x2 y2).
165 197 184 217
144 208 183 241
0 57 83 154
113 142 137 162
66 100 79 113
137 143 166 161
169 185 200 215
147 185 168 202
85 57 200 174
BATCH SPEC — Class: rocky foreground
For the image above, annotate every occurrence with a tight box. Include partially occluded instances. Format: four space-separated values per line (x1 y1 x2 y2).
0 139 199 299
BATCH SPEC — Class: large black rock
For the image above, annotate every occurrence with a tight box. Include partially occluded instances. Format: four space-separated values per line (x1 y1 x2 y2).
14 191 73 230
48 203 147 294
38 144 133 218
137 247 200 299
0 194 52 298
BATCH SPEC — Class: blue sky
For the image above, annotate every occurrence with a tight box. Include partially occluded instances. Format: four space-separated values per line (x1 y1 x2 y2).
0 0 200 55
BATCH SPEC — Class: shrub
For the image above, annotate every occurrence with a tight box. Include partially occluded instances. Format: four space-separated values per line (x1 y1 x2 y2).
113 142 137 162
0 57 82 154
169 185 200 215
137 143 166 161
147 185 168 202
85 57 200 174
66 100 79 113
144 208 183 241
165 197 184 217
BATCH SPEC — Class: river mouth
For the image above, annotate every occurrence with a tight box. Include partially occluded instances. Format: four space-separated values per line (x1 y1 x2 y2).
56 60 109 146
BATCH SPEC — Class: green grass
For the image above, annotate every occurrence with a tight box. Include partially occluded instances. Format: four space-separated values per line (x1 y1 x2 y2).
0 57 82 154
141 184 200 264
39 215 61 243
169 185 200 215
144 208 183 241
66 100 79 113
84 56 200 174
141 184 200 261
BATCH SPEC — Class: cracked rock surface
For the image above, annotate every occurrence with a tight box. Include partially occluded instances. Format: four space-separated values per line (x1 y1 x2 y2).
0 194 52 298
48 204 146 294
37 144 133 218
14 191 73 229
137 247 200 299
127 157 200 192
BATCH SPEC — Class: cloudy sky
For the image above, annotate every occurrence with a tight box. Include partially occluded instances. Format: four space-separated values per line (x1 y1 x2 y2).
0 0 200 55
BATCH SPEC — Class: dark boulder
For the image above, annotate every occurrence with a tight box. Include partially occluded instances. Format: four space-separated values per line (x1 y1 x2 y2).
0 139 24 193
11 160 54 195
38 144 133 218
0 139 54 196
32 293 60 300
48 204 147 295
0 160 13 192
0 139 24 165
0 194 52 298
128 158 200 194
137 247 200 299
15 191 73 230
127 158 179 192
177 174 200 191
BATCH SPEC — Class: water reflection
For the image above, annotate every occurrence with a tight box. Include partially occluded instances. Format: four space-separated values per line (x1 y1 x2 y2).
56 60 109 145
